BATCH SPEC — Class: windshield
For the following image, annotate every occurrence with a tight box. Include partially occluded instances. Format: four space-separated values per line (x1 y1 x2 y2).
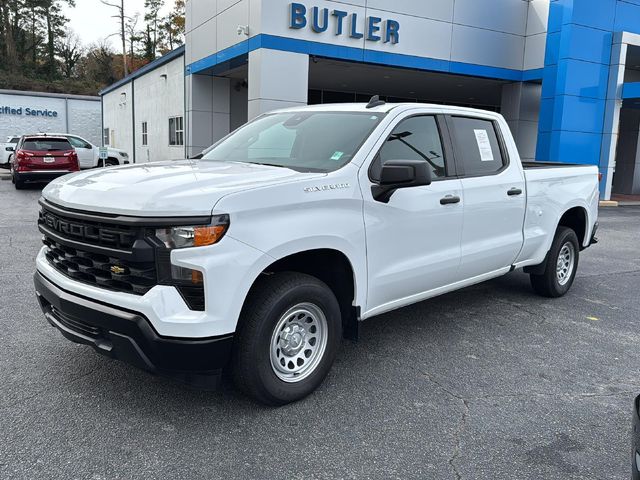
201 111 384 172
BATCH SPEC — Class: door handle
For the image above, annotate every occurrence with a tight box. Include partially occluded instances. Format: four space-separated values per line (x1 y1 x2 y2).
440 195 461 205
507 188 523 196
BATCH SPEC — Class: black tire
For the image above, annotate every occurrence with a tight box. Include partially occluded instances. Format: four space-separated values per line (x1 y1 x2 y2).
530 226 580 297
232 272 342 406
12 166 24 189
98 158 118 168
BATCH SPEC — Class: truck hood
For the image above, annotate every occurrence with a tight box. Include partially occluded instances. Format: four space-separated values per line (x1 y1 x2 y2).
42 160 325 216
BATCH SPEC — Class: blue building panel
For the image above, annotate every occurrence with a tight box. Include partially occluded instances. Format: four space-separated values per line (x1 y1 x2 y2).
558 24 612 65
614 1 640 32
537 0 640 197
622 82 640 99
556 59 610 100
551 95 606 133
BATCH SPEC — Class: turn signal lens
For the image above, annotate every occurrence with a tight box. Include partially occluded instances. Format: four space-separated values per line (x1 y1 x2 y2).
156 214 230 249
171 264 204 284
194 225 227 246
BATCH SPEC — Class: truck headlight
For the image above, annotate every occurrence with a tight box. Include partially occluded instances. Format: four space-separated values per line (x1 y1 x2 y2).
120 152 129 158
155 214 230 249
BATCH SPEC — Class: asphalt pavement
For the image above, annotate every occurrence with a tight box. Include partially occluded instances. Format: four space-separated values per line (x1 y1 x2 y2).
1 175 639 479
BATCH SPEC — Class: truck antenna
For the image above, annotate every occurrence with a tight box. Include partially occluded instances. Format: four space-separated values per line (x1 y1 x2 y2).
366 95 386 108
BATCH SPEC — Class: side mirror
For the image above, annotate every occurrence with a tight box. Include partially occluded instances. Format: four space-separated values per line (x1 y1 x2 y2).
371 159 432 203
5 146 14 152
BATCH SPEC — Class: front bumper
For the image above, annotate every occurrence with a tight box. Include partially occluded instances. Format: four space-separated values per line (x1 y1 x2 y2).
34 271 234 388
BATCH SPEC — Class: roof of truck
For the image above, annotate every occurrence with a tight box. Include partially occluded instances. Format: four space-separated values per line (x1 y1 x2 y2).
271 102 503 119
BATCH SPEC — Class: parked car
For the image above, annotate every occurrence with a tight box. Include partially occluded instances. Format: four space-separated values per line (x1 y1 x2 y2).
10 135 79 189
2 135 20 167
46 133 129 169
33 100 599 405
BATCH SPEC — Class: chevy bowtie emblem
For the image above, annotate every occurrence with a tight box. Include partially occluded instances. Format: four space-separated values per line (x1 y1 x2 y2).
110 265 127 275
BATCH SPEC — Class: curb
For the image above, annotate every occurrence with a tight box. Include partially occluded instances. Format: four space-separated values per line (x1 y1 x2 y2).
599 200 619 207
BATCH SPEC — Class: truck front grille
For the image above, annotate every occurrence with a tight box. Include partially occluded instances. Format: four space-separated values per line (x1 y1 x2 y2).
38 200 208 310
43 237 157 295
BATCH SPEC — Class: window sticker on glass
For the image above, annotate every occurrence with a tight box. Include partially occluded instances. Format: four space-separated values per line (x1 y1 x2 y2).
474 129 494 161
330 151 344 161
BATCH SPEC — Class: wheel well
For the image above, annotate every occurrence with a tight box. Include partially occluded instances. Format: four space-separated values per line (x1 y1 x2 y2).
258 249 359 340
558 207 587 246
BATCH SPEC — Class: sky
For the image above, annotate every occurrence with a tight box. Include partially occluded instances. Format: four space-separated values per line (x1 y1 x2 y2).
62 0 173 49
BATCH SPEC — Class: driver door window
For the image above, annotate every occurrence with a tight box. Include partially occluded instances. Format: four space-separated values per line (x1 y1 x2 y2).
371 116 449 182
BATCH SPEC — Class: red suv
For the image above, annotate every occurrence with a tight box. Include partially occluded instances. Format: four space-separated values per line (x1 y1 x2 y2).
10 135 80 190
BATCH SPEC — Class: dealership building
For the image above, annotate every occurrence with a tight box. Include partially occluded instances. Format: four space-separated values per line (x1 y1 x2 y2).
0 89 101 145
100 0 640 199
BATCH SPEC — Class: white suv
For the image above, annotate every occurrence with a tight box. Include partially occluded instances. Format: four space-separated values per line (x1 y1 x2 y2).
2 136 20 166
49 133 129 169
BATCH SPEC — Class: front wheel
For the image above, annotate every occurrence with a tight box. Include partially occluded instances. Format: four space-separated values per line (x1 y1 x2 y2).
232 272 342 405
530 226 580 297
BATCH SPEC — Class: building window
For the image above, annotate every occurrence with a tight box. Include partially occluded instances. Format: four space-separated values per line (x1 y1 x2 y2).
103 128 110 146
169 116 184 146
141 122 148 146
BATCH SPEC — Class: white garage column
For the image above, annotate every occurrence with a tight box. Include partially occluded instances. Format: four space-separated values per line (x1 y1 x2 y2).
186 74 231 157
247 49 309 120
500 82 541 161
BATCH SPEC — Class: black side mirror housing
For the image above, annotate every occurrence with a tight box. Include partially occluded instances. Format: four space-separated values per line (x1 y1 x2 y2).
372 159 432 203
5 146 14 152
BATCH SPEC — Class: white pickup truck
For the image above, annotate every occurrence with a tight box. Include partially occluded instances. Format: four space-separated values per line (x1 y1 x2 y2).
34 101 599 405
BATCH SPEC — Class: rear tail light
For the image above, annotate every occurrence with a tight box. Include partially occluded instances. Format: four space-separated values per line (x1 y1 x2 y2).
598 172 603 182
68 151 80 170
16 150 33 166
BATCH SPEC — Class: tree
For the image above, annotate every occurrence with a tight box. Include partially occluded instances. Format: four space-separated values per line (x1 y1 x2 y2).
100 0 128 76
125 12 141 65
58 30 82 78
162 0 184 52
0 0 20 68
80 40 116 85
142 0 164 60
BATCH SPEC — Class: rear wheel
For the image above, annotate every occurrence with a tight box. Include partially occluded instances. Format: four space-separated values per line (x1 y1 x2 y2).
232 272 342 405
530 226 580 297
10 163 24 189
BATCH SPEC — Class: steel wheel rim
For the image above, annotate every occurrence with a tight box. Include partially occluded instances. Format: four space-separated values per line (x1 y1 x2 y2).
269 302 328 383
556 242 575 286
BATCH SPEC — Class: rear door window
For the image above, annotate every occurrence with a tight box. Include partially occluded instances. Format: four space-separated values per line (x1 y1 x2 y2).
448 117 506 176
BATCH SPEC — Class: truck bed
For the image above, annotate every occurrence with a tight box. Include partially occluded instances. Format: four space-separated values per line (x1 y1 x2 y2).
522 161 592 169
